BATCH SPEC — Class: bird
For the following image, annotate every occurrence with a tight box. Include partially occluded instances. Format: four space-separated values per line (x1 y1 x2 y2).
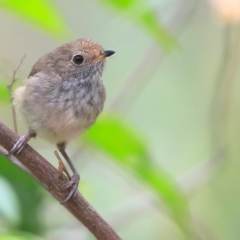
10 38 115 203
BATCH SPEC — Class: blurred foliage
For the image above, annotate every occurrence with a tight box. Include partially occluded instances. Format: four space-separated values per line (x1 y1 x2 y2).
0 82 9 103
83 115 193 237
0 231 43 240
99 0 177 50
0 0 186 238
0 155 44 234
0 0 69 38
0 0 223 240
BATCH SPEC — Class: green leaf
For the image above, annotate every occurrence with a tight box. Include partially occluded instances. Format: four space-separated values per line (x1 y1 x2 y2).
0 0 69 37
99 0 176 50
0 231 43 240
140 10 176 50
0 82 9 103
83 114 193 237
0 155 44 234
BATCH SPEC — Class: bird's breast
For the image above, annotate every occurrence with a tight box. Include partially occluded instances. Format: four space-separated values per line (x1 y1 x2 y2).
22 76 106 143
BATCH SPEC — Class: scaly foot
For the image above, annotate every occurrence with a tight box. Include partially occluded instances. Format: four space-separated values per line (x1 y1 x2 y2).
61 173 80 204
10 132 35 154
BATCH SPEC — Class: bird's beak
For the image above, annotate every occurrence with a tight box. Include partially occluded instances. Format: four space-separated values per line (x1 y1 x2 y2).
96 50 115 61
102 50 115 57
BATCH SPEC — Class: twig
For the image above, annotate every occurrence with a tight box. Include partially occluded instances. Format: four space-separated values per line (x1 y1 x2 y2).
0 120 121 240
7 55 26 134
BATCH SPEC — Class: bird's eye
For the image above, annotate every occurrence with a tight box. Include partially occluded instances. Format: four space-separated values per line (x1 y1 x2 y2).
72 55 84 65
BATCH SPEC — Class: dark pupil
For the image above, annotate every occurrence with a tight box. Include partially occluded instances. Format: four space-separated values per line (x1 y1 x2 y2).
73 55 84 64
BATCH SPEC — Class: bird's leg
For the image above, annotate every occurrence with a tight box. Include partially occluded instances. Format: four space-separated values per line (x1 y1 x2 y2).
54 150 71 180
57 142 80 203
10 130 36 154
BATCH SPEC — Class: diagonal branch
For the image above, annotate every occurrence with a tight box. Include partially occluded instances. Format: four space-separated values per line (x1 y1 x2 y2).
0 119 121 240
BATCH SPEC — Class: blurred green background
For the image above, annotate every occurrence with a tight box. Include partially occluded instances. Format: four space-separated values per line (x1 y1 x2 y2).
0 0 240 239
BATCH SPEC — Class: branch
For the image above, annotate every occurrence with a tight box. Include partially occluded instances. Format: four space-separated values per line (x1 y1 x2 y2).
0 120 121 240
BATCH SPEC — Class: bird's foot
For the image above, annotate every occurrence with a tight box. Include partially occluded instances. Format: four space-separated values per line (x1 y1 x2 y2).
10 133 34 155
61 173 80 204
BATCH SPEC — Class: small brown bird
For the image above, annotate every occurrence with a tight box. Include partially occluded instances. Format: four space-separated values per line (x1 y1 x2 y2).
10 38 115 202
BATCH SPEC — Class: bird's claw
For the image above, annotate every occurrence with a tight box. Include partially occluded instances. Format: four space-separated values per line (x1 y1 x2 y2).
10 132 35 155
61 173 80 204
10 135 29 154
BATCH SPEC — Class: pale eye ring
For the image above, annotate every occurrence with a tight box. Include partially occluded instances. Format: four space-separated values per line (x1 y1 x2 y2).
72 55 84 65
